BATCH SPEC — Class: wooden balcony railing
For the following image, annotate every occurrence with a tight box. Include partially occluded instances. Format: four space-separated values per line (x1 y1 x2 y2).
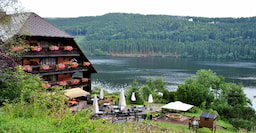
25 63 89 75
45 78 90 89
22 47 80 57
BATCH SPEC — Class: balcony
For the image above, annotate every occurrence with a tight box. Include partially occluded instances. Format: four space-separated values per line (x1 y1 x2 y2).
25 62 90 76
45 78 90 89
22 46 81 57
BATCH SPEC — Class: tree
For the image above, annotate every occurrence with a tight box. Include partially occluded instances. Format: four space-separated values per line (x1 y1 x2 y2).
125 79 144 105
154 77 165 93
0 0 28 104
176 78 213 106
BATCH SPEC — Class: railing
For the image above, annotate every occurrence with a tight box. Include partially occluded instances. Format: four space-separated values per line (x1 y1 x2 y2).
22 47 80 57
26 63 89 75
45 78 90 89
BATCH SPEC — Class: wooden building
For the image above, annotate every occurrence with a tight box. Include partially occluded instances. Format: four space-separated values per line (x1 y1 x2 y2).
1 12 97 92
199 112 217 133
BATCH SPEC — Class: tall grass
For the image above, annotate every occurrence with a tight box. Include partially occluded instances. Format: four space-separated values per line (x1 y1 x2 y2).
0 87 249 133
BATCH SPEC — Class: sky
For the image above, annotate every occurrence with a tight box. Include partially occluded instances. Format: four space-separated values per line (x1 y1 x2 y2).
19 0 256 18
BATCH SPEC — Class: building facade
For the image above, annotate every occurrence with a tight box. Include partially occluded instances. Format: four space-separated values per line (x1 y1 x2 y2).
2 13 96 92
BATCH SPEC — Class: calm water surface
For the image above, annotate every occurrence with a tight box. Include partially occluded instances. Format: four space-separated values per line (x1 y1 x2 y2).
88 56 256 110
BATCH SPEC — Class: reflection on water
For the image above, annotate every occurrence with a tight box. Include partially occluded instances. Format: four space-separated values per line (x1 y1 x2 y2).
89 56 256 110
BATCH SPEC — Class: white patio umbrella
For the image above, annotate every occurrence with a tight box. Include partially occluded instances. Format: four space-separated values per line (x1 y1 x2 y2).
161 101 194 111
92 94 99 114
99 88 104 99
131 92 136 101
119 89 126 111
148 94 153 103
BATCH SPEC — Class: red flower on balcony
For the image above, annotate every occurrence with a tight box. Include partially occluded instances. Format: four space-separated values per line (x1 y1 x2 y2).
83 62 90 66
40 64 50 70
71 79 80 84
56 64 66 69
31 46 42 51
64 46 73 51
49 45 59 51
81 78 89 82
59 81 67 86
23 65 32 72
10 46 23 51
71 62 79 68
44 83 51 88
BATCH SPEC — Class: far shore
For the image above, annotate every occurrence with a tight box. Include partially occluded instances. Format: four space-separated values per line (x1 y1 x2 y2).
111 53 179 58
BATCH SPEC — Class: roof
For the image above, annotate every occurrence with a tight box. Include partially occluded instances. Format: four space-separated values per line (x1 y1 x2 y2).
200 112 217 119
0 12 72 40
64 87 90 99
20 13 73 38
1 12 97 73
161 101 194 111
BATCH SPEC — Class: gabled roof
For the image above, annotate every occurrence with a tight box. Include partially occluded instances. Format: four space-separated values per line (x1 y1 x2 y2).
1 12 97 73
0 12 72 40
200 112 217 119
19 13 73 38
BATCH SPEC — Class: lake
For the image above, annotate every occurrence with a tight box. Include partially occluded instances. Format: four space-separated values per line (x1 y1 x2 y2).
88 56 256 110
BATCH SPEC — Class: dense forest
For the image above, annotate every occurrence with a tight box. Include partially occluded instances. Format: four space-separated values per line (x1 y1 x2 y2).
47 13 256 60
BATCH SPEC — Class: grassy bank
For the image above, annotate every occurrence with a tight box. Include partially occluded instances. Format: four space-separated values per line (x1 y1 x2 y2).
0 106 249 133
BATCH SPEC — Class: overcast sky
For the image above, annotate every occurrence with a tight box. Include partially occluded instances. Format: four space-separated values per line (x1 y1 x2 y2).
19 0 256 18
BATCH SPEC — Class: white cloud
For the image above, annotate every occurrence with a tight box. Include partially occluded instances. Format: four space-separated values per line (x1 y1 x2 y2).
19 0 256 18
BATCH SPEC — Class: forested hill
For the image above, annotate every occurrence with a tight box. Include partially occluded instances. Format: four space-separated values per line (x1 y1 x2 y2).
47 13 256 60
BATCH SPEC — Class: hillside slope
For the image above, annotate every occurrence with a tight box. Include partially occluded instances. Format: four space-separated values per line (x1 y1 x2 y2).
47 13 256 59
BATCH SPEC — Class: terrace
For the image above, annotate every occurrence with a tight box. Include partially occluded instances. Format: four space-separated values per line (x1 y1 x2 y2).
24 62 90 75
22 46 81 57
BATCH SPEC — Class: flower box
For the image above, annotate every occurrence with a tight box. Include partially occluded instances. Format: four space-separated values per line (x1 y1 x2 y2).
10 46 23 51
56 64 66 69
31 46 42 51
59 81 67 86
40 64 50 70
64 46 73 51
83 62 90 66
71 62 79 68
81 78 89 82
49 45 59 51
44 83 51 88
24 65 32 72
71 79 80 84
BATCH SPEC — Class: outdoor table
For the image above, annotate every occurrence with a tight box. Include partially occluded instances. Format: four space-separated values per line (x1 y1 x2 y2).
67 99 78 106
103 103 110 106
113 106 119 109
114 109 120 113
134 108 142 112
136 105 143 108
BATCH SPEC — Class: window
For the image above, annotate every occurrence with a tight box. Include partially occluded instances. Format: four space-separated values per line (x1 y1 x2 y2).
30 43 38 46
40 58 57 65
43 75 57 82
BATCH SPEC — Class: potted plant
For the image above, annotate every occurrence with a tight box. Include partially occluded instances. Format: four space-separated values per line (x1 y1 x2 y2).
49 45 59 51
31 46 42 51
81 78 88 82
23 65 32 72
56 64 66 69
10 46 23 51
64 46 73 51
71 62 79 68
44 83 51 88
83 62 90 66
59 81 67 86
71 79 80 84
40 64 50 70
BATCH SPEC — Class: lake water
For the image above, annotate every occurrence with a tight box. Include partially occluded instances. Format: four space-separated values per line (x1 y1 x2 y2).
88 56 256 110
